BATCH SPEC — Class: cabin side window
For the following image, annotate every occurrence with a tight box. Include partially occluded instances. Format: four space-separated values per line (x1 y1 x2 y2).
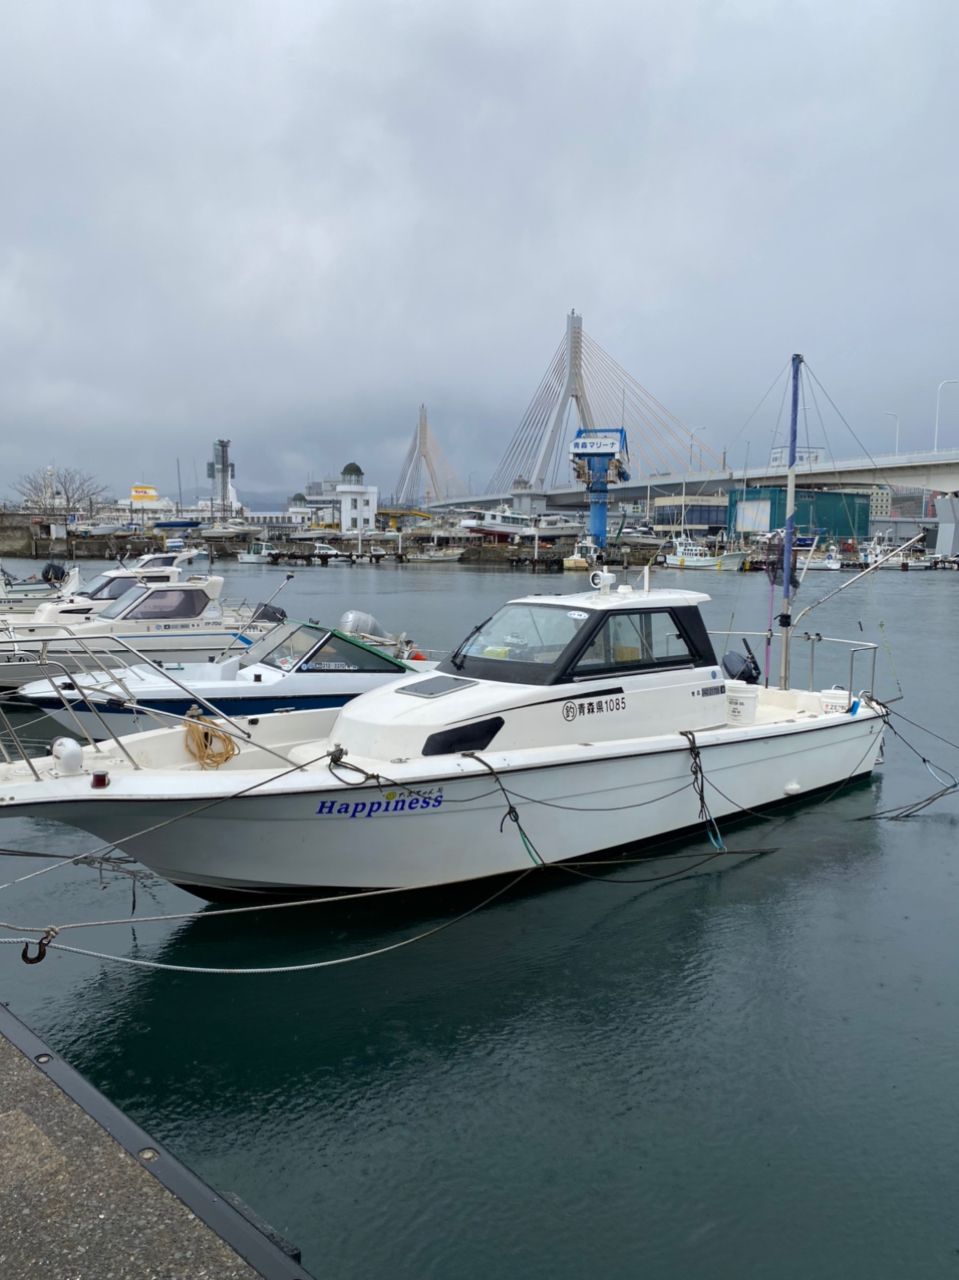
124 589 208 620
572 610 694 674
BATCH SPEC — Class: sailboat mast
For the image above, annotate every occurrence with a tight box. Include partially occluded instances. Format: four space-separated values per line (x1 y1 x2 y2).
778 353 803 689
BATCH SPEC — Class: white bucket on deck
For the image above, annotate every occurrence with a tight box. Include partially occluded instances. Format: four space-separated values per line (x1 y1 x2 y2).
726 687 759 726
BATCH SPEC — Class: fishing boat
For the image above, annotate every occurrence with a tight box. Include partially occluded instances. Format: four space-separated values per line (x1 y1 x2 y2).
0 564 886 899
403 546 463 563
0 575 283 691
563 538 602 570
859 532 930 570
20 618 434 739
665 537 745 571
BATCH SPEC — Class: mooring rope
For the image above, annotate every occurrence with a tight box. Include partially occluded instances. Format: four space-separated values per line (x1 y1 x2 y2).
679 730 726 851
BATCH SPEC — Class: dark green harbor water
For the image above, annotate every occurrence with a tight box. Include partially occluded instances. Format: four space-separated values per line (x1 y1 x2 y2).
1 558 957 1279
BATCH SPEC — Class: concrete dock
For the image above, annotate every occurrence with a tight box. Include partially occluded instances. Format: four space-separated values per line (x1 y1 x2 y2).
0 1003 312 1279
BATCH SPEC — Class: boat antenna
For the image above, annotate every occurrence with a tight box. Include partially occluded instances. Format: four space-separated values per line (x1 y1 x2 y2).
779 354 802 689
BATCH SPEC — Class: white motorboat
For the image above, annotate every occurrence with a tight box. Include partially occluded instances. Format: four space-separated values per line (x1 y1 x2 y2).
20 617 434 739
0 570 885 899
0 550 211 623
311 542 350 560
665 537 745 571
199 519 259 539
798 545 842 571
0 574 282 691
237 541 280 564
403 546 463 563
459 506 583 540
0 563 81 610
563 538 602 570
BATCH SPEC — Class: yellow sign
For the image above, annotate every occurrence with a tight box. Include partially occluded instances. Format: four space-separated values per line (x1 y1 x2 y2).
130 484 159 504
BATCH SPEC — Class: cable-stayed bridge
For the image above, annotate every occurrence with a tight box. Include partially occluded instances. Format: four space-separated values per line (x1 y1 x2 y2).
424 312 959 508
486 311 718 495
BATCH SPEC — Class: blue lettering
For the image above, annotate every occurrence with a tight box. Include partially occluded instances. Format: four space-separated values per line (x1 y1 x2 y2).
366 802 382 818
393 798 406 812
408 798 420 811
350 802 367 818
336 802 350 815
432 795 443 809
316 800 335 815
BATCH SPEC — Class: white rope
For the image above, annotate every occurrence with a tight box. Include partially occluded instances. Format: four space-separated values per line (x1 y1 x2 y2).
0 869 532 975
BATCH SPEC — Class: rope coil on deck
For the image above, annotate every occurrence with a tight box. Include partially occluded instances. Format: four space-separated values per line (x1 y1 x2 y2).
183 707 238 770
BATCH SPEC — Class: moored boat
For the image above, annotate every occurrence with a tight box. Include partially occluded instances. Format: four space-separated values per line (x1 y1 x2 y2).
20 617 433 738
0 569 885 899
0 575 282 690
665 537 745 571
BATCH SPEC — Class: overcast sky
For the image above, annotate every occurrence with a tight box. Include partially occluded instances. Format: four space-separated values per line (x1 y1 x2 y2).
1 0 957 503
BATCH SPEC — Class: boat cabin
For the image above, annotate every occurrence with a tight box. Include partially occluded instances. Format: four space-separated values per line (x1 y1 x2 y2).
438 584 717 685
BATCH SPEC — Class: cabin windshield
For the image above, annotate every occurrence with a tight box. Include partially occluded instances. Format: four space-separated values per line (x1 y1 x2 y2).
457 603 591 668
245 623 404 673
78 574 134 601
98 585 148 618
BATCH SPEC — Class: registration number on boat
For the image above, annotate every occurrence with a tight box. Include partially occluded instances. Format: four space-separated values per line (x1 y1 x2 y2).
562 695 626 721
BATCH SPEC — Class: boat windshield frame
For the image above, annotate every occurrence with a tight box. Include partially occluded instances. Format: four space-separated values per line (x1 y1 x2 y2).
439 600 717 686
239 622 408 674
77 573 134 601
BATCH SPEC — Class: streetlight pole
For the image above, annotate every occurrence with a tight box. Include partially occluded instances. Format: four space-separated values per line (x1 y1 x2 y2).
934 380 958 452
883 411 899 455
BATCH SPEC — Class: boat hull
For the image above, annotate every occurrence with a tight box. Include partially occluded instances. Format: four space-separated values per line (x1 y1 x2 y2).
9 712 883 897
665 551 745 571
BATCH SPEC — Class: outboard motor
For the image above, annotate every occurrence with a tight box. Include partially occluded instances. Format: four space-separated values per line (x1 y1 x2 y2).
41 561 68 584
251 602 287 624
722 639 761 685
338 609 390 642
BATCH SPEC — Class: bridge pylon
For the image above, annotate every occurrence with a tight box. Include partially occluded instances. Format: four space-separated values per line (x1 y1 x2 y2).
394 405 464 507
487 311 720 496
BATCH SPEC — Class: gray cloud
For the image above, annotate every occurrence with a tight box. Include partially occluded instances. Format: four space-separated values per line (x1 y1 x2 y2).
1 0 957 502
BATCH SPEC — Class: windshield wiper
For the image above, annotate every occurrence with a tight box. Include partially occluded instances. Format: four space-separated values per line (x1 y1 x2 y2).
450 615 492 670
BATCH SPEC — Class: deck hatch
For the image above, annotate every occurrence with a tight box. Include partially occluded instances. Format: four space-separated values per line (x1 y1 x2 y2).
396 675 478 699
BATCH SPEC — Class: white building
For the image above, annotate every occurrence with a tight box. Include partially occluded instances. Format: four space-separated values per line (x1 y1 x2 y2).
336 463 378 533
